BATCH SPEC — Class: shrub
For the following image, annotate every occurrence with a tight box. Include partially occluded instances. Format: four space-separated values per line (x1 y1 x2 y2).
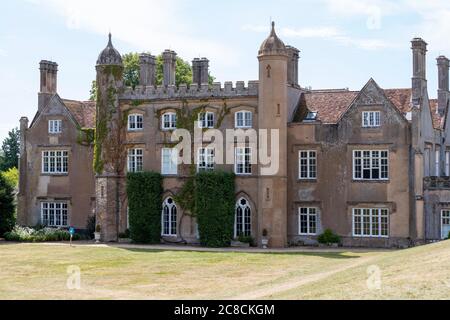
195 171 235 247
0 172 15 236
238 234 255 246
448 231 450 240
86 216 96 239
119 229 131 239
4 226 81 242
127 172 163 243
318 229 341 244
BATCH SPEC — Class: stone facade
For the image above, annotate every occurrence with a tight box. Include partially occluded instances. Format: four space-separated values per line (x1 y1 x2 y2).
17 24 450 248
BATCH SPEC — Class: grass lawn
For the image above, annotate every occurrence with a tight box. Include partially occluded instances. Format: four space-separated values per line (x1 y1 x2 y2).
0 241 449 300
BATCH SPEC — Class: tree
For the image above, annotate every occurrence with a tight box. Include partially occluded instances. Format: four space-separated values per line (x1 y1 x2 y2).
2 167 19 189
89 53 215 100
1 128 20 171
0 172 15 236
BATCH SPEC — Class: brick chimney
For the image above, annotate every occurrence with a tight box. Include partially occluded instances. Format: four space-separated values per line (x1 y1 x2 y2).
286 46 300 87
139 53 156 86
162 50 177 86
38 60 58 111
437 55 449 116
411 38 428 106
192 58 209 85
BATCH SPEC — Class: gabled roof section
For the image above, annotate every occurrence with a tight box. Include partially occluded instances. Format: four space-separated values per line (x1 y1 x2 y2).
29 94 96 129
429 99 444 130
62 99 96 128
293 80 418 125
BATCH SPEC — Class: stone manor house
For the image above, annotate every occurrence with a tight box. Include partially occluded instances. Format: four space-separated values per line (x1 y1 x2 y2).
17 23 450 248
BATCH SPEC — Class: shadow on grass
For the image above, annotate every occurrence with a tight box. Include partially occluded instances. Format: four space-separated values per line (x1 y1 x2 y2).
116 247 362 259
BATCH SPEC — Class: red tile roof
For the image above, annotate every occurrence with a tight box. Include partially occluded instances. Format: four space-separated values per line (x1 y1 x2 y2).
429 99 444 130
62 99 96 128
302 90 358 123
298 87 444 130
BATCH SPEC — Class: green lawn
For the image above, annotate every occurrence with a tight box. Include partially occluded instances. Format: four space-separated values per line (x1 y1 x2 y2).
0 241 449 300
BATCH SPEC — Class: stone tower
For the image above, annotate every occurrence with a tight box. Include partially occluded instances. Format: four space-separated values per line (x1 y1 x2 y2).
94 34 124 242
257 22 289 247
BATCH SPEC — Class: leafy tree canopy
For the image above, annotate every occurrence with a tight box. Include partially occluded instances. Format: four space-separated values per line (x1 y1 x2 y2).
90 53 215 100
0 172 15 236
1 128 20 172
2 167 19 189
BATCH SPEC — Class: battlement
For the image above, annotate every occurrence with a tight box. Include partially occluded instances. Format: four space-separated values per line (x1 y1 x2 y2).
120 81 259 100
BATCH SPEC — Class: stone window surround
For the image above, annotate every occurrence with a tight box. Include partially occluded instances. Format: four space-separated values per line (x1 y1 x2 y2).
127 113 144 131
48 119 62 134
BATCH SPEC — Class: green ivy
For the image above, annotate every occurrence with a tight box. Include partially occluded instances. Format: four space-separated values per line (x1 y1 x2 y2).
195 171 235 247
126 172 163 243
76 127 95 146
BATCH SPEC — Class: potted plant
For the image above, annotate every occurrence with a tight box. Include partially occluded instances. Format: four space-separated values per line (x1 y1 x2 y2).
261 229 269 249
94 225 101 243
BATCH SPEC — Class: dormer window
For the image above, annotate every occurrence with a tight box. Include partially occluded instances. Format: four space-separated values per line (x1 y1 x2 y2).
198 112 214 129
49 120 62 134
128 114 143 131
304 112 318 122
162 112 177 130
362 111 381 128
235 111 253 128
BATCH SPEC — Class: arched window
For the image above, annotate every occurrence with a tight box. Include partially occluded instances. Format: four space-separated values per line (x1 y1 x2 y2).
162 197 177 236
235 198 251 238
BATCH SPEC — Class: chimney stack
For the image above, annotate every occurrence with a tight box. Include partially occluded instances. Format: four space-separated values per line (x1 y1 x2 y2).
411 38 428 106
162 50 177 86
38 60 58 111
139 53 156 86
437 55 450 116
286 46 300 87
192 58 209 85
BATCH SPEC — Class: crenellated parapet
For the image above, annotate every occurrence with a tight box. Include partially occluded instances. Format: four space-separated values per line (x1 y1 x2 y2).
120 80 259 100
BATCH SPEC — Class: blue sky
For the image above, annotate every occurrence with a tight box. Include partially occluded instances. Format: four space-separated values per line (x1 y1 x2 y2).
1 0 450 140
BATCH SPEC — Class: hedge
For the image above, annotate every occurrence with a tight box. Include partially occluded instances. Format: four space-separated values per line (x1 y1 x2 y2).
126 172 163 243
195 171 235 247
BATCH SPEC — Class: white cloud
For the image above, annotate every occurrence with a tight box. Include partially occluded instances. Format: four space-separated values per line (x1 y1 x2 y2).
242 23 392 51
281 27 341 38
28 0 239 66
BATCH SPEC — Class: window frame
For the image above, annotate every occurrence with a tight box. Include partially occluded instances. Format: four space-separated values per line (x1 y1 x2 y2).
128 114 144 131
161 112 177 131
235 147 252 175
234 198 252 238
127 148 143 173
362 111 381 128
435 149 440 177
352 208 389 238
48 120 62 134
41 202 69 227
446 151 450 177
298 207 318 235
42 150 69 174
198 112 215 129
235 111 253 129
161 198 177 237
299 150 317 180
197 147 215 172
161 148 178 175
353 150 389 181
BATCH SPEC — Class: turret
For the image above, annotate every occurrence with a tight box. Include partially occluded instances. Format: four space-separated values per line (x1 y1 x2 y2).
257 22 288 248
94 33 124 242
